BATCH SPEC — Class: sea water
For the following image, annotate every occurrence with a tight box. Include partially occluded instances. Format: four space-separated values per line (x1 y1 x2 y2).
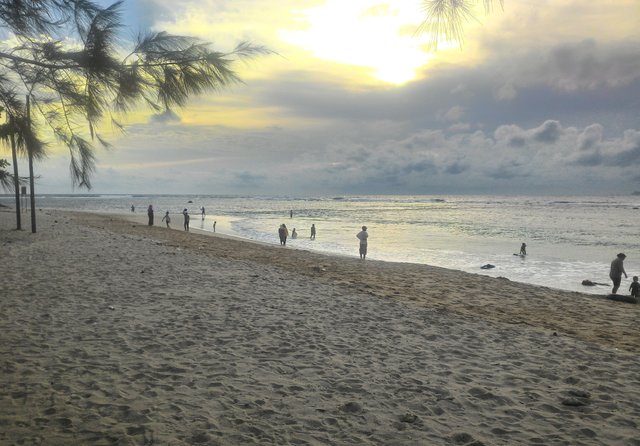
2 194 638 294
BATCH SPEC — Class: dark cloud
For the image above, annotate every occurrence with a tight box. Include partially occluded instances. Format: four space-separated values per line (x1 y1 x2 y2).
603 130 640 166
231 171 267 188
249 38 640 138
572 151 602 167
530 40 640 91
444 161 468 175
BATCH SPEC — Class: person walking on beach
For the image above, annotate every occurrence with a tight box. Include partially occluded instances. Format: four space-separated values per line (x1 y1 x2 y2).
147 205 154 226
520 243 527 255
183 209 190 232
310 224 316 240
161 211 171 228
610 253 627 294
278 224 289 246
213 221 217 232
356 226 368 260
630 276 640 298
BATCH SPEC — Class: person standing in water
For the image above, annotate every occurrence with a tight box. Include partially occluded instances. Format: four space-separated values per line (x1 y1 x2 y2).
201 207 205 219
356 226 368 260
213 221 217 232
310 224 316 240
278 224 289 245
520 243 527 255
147 205 154 226
609 253 627 294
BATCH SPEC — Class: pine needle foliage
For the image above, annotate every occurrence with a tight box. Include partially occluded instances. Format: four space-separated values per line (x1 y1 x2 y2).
417 0 504 50
0 158 14 190
0 0 270 188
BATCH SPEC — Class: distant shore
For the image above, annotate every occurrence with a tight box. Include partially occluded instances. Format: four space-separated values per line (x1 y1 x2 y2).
1 208 639 445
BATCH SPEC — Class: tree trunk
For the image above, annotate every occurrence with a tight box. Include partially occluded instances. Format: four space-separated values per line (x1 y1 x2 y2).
10 131 21 230
26 95 36 233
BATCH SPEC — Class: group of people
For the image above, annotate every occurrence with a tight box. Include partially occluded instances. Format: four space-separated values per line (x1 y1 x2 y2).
145 205 193 232
278 223 317 245
277 223 369 260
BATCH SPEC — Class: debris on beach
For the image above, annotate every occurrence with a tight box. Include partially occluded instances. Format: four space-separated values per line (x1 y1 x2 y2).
581 280 608 286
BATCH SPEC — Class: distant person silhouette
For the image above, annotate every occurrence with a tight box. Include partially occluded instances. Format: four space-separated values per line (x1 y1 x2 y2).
131 204 135 212
213 221 216 232
290 210 293 218
291 228 297 239
278 224 289 246
147 205 154 226
310 224 316 240
201 207 205 219
520 243 527 255
161 211 171 228
183 209 190 232
609 253 627 294
356 226 368 260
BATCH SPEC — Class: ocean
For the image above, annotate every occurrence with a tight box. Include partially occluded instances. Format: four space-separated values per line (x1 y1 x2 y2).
2 194 638 295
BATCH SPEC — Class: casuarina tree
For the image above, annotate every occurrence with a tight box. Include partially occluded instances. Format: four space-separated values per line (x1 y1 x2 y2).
0 0 269 231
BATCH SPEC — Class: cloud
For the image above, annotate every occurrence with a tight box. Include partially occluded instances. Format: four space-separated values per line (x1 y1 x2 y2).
578 124 603 151
603 130 640 166
230 171 267 188
149 110 182 124
532 120 562 144
36 1 640 196
489 40 640 99
442 106 465 122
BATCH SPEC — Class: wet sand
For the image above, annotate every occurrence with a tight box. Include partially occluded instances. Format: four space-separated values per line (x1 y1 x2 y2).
1 208 639 445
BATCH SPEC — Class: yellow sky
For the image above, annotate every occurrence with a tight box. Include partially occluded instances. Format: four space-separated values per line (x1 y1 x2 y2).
98 0 640 138
15 0 640 193
156 0 451 84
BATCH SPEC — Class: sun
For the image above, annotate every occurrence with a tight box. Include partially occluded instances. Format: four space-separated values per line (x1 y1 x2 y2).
280 0 434 85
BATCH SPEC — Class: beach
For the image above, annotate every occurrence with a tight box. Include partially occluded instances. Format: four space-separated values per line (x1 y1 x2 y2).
1 208 639 445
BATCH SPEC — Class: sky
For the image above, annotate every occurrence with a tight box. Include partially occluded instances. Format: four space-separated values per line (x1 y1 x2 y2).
10 0 640 195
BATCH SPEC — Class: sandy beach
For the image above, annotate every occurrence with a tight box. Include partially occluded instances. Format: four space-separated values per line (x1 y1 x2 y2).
1 208 639 445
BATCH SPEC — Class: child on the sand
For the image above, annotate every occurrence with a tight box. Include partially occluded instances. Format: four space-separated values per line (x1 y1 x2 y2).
629 276 640 297
161 211 171 228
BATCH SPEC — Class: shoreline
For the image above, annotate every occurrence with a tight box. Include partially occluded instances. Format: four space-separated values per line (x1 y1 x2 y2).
85 209 640 353
5 208 637 352
87 208 615 296
2 198 628 296
1 208 639 445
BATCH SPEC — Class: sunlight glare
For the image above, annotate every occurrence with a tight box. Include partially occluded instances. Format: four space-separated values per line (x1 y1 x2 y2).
280 0 433 85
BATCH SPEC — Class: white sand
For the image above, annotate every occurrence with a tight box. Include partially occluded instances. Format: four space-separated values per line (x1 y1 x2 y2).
1 208 639 445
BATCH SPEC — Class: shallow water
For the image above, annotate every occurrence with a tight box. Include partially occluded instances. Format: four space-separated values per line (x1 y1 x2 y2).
2 193 638 294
